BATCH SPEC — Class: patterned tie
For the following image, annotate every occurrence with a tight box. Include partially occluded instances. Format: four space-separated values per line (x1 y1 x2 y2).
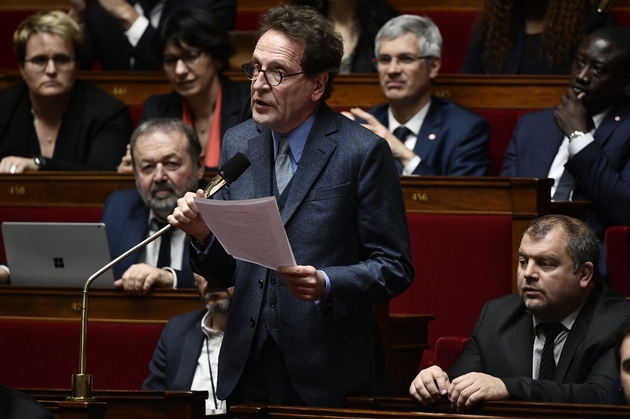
552 170 575 201
154 219 173 268
553 118 595 201
538 323 565 380
275 135 293 194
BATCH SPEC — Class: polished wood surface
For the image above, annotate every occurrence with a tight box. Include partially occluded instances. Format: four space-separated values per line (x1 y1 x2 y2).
0 286 202 323
230 403 513 419
0 171 135 207
0 172 589 289
27 389 208 419
346 396 630 419
0 71 571 110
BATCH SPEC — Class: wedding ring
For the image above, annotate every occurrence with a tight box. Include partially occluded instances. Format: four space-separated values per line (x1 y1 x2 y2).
10 165 16 174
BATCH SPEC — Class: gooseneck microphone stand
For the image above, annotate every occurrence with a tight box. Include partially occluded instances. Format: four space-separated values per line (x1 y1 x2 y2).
68 152 250 401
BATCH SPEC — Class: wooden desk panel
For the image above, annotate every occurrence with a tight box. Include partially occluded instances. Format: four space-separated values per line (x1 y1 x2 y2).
0 286 202 323
347 396 630 419
28 389 208 419
0 71 570 109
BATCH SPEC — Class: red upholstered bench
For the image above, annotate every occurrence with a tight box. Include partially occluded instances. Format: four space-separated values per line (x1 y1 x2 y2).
0 207 103 262
393 213 513 367
0 318 163 390
606 225 630 297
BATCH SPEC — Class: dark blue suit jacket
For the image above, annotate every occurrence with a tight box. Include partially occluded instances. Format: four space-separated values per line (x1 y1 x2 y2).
80 0 236 71
367 97 490 175
143 308 207 390
449 281 630 403
501 99 630 277
191 104 414 406
101 188 195 287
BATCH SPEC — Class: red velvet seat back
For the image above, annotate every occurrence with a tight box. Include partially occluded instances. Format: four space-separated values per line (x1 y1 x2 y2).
606 226 630 297
0 319 163 390
393 214 513 355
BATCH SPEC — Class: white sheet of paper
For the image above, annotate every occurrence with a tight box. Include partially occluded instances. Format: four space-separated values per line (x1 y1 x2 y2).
193 196 296 269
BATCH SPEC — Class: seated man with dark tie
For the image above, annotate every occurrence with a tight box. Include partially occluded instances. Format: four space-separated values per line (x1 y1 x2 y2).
410 214 630 411
343 15 490 175
500 26 630 279
101 118 206 295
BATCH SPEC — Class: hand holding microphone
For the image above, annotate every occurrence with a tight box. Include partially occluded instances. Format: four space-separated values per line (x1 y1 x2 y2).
169 152 250 243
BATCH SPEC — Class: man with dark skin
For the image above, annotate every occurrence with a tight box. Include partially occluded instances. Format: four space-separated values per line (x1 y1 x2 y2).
501 25 630 279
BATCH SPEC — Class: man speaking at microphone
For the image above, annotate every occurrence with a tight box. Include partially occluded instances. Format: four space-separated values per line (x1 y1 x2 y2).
170 4 414 408
501 26 630 280
102 118 206 295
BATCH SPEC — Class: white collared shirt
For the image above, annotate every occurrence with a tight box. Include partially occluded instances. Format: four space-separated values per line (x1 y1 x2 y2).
547 109 608 198
387 99 432 175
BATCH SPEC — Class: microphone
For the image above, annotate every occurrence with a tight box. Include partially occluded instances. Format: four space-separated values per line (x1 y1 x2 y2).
69 152 250 401
585 0 615 34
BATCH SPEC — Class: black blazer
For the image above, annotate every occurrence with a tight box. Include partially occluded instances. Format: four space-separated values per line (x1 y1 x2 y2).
449 281 630 404
0 81 131 171
80 0 236 71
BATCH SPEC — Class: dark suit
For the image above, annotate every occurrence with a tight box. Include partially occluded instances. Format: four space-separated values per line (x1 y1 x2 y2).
143 308 207 390
0 81 131 171
449 281 630 403
367 98 490 175
500 99 630 277
101 188 196 287
191 104 414 406
0 385 52 419
139 76 252 141
80 0 236 71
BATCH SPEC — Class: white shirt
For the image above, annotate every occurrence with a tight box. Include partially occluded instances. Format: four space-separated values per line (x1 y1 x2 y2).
531 302 584 379
125 0 166 68
191 311 226 415
387 99 432 175
547 109 608 198
135 209 185 287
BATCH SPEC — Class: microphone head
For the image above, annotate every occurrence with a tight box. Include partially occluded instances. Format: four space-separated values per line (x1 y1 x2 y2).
219 152 251 184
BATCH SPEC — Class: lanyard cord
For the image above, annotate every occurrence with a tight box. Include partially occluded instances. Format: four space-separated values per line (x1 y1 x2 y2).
205 336 219 409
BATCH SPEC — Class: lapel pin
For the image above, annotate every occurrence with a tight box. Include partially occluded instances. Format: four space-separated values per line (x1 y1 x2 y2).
615 116 621 121
428 133 436 140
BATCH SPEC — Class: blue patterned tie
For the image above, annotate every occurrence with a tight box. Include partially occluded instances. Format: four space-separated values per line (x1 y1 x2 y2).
275 135 292 194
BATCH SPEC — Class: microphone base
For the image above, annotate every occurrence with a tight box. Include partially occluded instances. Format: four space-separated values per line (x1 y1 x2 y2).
67 373 95 401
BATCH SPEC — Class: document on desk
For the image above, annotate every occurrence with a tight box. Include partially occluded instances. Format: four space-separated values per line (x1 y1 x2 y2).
193 196 296 269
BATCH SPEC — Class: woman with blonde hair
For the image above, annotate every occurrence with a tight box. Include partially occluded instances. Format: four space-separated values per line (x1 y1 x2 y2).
0 10 131 173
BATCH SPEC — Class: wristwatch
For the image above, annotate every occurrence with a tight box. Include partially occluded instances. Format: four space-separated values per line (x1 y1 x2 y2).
33 156 47 169
568 131 585 142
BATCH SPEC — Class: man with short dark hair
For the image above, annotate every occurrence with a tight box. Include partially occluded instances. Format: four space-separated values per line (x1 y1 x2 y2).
410 215 630 411
344 14 490 176
607 318 630 404
102 118 205 295
170 4 414 408
501 26 630 279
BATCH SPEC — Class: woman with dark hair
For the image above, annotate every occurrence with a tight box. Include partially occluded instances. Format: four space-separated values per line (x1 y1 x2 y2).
119 8 251 171
293 0 399 73
460 0 614 74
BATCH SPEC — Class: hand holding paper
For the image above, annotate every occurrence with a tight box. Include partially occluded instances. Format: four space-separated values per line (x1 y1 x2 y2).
193 196 296 270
